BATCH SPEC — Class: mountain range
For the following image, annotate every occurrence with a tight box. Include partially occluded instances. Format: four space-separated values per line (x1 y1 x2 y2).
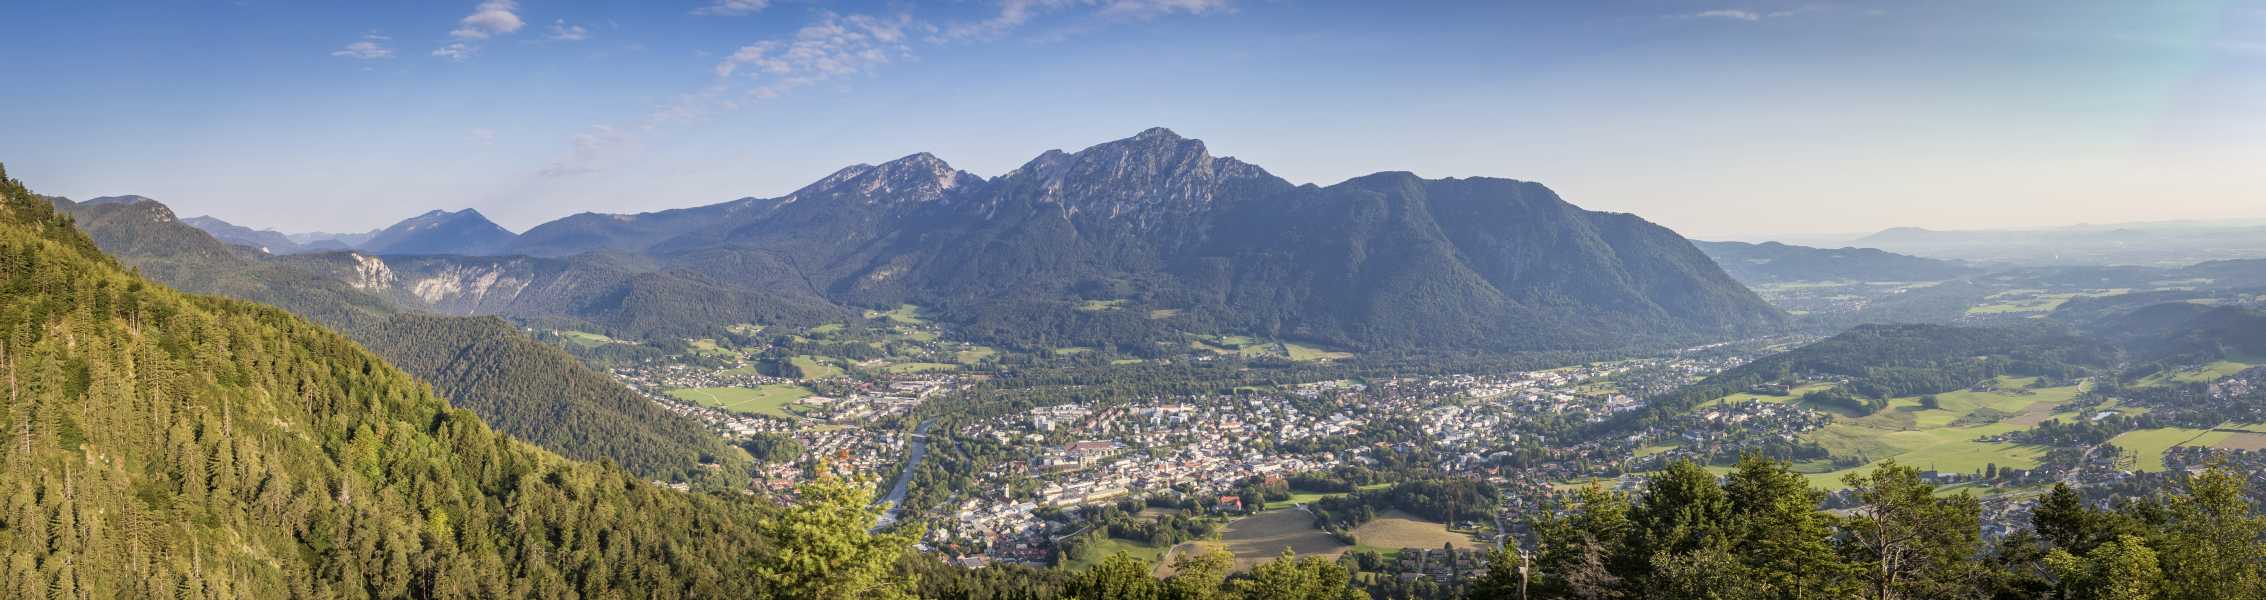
184 128 1786 353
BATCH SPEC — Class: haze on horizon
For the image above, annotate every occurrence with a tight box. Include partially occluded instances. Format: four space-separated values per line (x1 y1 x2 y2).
1 0 2260 240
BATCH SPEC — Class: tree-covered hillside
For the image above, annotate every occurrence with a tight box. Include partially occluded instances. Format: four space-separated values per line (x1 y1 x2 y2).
0 166 794 596
57 197 739 484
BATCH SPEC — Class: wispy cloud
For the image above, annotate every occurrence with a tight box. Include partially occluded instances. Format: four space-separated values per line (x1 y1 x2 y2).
1693 9 1762 21
548 19 589 42
332 33 394 60
451 0 525 39
541 125 627 177
1672 6 1824 21
694 0 771 17
433 42 478 61
1099 0 1232 19
541 1 1231 177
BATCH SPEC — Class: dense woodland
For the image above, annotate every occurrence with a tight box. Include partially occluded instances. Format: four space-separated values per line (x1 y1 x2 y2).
0 166 832 598
1499 457 2266 600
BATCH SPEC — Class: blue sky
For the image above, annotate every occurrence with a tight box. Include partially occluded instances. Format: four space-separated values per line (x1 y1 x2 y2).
1 0 2260 239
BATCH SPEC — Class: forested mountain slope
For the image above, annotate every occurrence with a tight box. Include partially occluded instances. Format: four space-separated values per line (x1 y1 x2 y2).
1693 240 1975 284
0 164 786 597
55 196 738 483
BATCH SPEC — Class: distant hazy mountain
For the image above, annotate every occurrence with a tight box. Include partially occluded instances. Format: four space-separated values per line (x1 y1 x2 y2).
359 208 518 255
55 196 740 482
1693 240 1975 284
1851 221 2266 266
474 128 1784 352
181 214 306 253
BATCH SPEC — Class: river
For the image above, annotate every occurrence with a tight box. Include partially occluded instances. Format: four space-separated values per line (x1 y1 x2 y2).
874 419 933 528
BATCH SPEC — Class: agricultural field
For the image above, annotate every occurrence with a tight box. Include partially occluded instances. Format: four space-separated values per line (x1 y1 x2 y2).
1216 509 1347 569
1346 511 1476 551
1788 377 2082 488
666 384 813 419
881 362 957 374
1964 289 2128 317
2135 357 2263 387
1695 383 1836 409
2108 427 2244 472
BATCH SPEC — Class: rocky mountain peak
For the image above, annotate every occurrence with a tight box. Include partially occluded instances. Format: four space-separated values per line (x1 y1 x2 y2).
999 127 1279 222
790 151 978 205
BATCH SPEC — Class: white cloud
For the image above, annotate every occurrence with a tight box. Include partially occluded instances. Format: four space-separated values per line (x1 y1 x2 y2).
934 0 1069 43
1099 0 1231 19
712 12 916 83
433 42 478 61
1693 9 1761 21
451 0 524 39
332 33 394 60
546 1 1226 178
695 0 771 16
549 20 589 42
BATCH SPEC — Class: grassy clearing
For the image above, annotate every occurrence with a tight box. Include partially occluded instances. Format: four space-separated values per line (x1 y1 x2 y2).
1077 299 1128 312
881 362 957 374
686 338 738 359
1148 308 1182 319
725 323 764 336
1061 536 1168 571
955 346 998 365
789 355 843 380
1348 510 1476 550
1155 541 1228 578
557 330 622 348
666 384 812 418
809 323 845 335
864 304 927 325
1284 342 1354 362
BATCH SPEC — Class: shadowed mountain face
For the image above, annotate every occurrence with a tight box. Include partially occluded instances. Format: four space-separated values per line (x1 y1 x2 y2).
231 128 1789 352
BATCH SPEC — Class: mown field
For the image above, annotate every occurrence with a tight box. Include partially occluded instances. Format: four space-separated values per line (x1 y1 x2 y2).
666 383 812 418
1215 509 1347 569
1347 510 1476 551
